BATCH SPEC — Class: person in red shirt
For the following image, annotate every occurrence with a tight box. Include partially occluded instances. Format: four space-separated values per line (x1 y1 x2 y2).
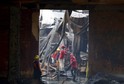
70 53 78 82
51 48 60 64
51 51 57 64
59 45 66 71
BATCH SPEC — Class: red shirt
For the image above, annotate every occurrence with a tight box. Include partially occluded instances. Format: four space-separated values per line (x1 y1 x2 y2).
59 49 66 59
51 52 57 59
70 55 78 69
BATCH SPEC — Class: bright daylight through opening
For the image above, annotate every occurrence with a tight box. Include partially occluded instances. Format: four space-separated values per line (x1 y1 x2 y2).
39 10 89 84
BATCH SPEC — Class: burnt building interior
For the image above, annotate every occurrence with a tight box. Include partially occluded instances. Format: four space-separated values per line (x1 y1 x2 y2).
0 0 124 84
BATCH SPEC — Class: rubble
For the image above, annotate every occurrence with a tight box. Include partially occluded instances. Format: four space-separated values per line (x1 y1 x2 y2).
85 72 124 84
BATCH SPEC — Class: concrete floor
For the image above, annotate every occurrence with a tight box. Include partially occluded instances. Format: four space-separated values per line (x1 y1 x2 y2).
42 71 87 84
42 77 87 84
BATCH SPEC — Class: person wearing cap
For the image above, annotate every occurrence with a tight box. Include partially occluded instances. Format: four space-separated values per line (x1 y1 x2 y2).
33 55 44 84
55 48 60 61
59 45 66 72
51 48 60 64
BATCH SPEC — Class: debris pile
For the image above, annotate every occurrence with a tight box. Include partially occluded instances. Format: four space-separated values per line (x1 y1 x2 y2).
85 72 124 84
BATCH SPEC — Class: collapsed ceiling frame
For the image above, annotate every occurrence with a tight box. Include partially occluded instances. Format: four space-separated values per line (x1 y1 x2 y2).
40 10 89 67
40 10 70 67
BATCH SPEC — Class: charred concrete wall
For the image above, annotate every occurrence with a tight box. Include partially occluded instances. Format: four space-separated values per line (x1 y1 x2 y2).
20 10 39 78
0 5 39 79
0 5 9 77
89 5 124 77
9 7 20 83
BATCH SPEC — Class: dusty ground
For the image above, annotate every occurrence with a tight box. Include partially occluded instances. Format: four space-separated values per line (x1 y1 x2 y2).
42 70 87 84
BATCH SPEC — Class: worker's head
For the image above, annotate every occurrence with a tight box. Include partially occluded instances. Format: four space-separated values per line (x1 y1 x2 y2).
61 45 65 49
70 53 73 56
34 55 39 60
57 48 60 51
70 53 75 58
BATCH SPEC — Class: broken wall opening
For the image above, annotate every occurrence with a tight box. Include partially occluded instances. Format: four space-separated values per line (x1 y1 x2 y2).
38 9 89 83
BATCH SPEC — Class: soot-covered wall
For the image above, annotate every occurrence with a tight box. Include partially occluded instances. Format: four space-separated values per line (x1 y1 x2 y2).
89 5 124 76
